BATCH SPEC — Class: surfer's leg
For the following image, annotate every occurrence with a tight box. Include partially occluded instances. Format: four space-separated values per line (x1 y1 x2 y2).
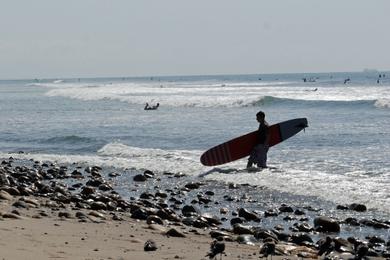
248 145 261 168
247 147 257 168
257 144 268 168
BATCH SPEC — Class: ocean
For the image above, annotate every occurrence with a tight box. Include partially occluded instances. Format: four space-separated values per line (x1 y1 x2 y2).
1 71 389 226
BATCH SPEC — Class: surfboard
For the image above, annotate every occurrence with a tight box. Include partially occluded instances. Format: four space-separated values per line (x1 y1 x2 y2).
200 118 308 166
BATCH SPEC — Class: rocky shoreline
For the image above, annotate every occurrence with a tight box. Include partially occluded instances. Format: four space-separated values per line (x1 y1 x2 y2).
1 156 389 259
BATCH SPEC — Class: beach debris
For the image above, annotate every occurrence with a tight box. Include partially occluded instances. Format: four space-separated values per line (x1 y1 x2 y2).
206 240 225 259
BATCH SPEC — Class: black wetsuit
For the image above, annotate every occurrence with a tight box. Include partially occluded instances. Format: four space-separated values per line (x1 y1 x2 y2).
258 122 269 144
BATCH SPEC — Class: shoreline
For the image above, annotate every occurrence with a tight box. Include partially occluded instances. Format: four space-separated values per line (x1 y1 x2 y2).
1 157 389 259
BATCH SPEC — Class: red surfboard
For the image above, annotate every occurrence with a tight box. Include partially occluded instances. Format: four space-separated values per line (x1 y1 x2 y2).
200 118 308 166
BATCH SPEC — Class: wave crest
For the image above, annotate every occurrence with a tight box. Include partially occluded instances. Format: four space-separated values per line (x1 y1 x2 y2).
374 98 390 109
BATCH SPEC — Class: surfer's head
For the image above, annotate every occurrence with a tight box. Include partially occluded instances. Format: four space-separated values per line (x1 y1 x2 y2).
256 111 265 119
256 111 265 124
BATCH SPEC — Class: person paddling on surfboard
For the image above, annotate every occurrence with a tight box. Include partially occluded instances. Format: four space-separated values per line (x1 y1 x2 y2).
247 111 269 169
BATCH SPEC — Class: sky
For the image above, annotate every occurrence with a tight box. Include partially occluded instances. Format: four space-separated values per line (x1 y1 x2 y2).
1 0 389 79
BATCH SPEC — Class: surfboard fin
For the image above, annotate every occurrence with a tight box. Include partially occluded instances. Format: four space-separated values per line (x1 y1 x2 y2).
296 122 308 132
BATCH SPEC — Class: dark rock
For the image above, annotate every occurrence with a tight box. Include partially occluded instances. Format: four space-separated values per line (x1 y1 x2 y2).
230 217 244 226
238 208 260 222
291 233 313 245
264 209 279 217
81 186 95 196
86 179 102 187
254 229 278 242
201 213 222 226
314 216 340 233
58 211 73 218
349 203 367 212
279 205 294 213
184 182 201 190
367 236 385 244
294 222 313 232
5 185 19 195
181 205 201 217
232 224 254 235
12 200 29 208
98 183 112 191
294 209 306 215
165 228 186 237
90 201 107 211
336 205 349 210
275 231 291 242
75 211 88 219
155 191 168 198
144 239 158 251
205 191 214 196
156 208 180 222
140 192 154 199
131 208 149 220
133 174 147 182
146 215 164 225
192 218 210 229
345 217 360 226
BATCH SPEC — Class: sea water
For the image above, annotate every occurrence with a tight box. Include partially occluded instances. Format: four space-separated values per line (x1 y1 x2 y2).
0 72 389 219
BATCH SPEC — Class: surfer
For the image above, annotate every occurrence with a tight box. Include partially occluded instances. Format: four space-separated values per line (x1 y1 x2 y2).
144 102 159 110
247 111 269 169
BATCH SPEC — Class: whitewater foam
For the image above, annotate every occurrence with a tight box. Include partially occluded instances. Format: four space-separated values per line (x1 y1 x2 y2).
374 98 390 109
41 80 390 108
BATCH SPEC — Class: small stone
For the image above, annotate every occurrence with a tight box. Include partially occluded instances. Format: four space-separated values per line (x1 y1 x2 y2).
144 239 158 251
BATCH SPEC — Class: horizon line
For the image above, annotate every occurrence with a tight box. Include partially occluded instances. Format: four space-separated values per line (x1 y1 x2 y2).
1 69 389 82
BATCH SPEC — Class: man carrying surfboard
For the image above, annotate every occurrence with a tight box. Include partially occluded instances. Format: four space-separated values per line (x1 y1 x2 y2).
247 111 269 169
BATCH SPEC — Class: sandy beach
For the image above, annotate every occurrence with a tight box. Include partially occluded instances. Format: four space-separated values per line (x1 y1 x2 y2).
0 198 268 260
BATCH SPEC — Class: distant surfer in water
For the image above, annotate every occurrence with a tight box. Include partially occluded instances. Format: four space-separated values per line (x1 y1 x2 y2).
144 102 159 110
247 111 269 169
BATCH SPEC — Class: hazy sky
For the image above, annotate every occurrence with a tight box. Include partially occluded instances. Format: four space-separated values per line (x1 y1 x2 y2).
1 0 389 79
